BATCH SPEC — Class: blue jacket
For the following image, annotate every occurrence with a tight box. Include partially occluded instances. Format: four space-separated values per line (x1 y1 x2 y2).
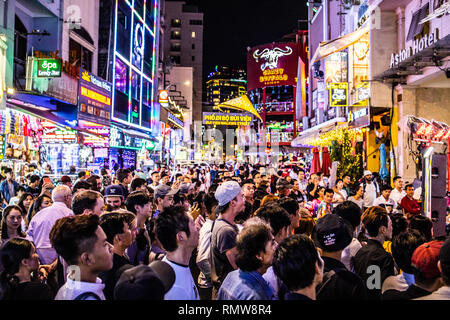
217 269 275 300
0 180 19 207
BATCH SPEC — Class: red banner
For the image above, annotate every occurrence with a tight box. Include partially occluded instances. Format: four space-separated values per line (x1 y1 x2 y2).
247 42 300 91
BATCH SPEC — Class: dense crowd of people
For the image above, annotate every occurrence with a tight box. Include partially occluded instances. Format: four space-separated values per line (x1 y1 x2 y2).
0 161 449 301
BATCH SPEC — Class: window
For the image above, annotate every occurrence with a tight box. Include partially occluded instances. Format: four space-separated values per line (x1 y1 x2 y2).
170 43 181 52
69 38 93 72
192 43 195 50
171 31 181 40
171 55 181 64
189 19 203 25
192 56 195 61
116 2 131 59
171 19 181 27
191 31 196 38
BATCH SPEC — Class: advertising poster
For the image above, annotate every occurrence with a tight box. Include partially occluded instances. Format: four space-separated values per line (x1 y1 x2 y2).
329 82 349 107
78 69 112 127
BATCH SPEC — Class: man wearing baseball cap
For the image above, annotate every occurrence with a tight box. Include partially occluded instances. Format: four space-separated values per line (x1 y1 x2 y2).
361 170 380 211
276 178 292 198
210 180 245 299
104 185 125 212
153 184 176 218
314 214 367 300
383 240 443 300
415 239 450 300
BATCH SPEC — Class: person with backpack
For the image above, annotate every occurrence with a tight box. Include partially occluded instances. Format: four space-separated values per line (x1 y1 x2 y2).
196 192 218 300
50 215 114 300
361 170 380 211
314 214 367 300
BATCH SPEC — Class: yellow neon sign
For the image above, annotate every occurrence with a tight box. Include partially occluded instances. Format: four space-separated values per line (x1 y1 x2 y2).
80 86 111 106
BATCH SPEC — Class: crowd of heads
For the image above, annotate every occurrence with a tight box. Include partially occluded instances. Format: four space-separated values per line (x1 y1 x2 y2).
0 161 447 301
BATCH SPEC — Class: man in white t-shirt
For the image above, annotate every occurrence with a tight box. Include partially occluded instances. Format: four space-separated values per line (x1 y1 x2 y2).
361 170 379 210
373 184 396 214
155 205 200 300
390 176 406 214
50 214 114 300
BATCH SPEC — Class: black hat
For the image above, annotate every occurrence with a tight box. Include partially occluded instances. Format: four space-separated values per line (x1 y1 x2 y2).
314 214 353 252
114 261 175 300
104 185 124 197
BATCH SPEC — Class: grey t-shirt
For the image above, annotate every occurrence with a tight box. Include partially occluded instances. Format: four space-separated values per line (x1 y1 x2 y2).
210 218 238 289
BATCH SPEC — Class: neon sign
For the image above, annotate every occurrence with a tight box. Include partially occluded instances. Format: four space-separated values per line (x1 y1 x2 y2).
253 46 293 71
80 86 111 106
78 69 112 127
37 59 61 77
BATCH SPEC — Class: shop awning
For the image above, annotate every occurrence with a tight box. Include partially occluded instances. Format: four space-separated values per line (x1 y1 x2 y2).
120 127 158 142
311 26 370 63
6 100 104 139
291 117 347 147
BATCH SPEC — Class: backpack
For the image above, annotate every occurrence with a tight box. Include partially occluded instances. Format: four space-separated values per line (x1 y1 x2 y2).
74 291 101 300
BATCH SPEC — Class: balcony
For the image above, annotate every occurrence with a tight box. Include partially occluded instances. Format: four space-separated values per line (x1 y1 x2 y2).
266 101 294 113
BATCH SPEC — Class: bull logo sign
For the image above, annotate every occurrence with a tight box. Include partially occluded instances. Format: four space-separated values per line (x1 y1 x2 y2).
253 46 293 71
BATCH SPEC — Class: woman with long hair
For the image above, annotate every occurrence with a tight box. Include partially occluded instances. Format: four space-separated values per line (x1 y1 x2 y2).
17 192 34 230
0 238 53 300
0 206 26 246
27 194 53 224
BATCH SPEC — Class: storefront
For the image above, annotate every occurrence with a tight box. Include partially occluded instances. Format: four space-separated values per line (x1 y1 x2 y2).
374 0 450 185
166 110 185 165
0 108 42 180
109 125 156 172
40 120 79 175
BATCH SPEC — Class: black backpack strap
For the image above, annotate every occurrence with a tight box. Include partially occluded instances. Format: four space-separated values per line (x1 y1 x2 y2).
74 291 101 300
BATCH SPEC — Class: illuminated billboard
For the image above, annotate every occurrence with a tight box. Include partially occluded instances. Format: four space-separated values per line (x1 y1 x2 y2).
112 0 159 132
78 69 112 127
247 42 299 91
202 112 254 126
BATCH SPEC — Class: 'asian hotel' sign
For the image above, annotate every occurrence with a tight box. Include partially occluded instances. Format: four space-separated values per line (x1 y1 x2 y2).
390 29 439 68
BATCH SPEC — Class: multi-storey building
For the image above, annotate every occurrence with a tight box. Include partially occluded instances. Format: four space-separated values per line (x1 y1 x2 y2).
206 66 246 105
163 1 203 123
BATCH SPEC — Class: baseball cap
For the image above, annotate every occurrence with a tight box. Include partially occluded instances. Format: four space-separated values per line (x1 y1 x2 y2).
411 240 444 279
154 184 177 200
276 178 292 189
114 262 175 300
214 180 242 211
313 214 353 252
104 185 124 197
179 182 191 195
364 170 372 176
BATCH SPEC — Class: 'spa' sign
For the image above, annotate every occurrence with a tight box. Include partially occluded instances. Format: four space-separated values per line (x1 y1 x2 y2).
37 59 62 78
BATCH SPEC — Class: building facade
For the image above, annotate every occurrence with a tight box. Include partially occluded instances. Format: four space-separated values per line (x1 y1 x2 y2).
163 1 203 123
206 66 246 105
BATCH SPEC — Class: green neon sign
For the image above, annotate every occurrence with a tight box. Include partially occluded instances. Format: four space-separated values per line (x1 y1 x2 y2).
37 59 62 78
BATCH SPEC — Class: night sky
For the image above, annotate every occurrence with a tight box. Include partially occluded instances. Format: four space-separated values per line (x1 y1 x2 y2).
168 0 308 77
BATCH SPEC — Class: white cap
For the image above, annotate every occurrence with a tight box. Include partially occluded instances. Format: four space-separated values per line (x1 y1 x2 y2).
214 181 242 207
364 170 372 176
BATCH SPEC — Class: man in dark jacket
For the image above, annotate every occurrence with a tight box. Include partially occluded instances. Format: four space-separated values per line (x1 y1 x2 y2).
353 206 395 300
314 214 367 300
99 211 137 300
